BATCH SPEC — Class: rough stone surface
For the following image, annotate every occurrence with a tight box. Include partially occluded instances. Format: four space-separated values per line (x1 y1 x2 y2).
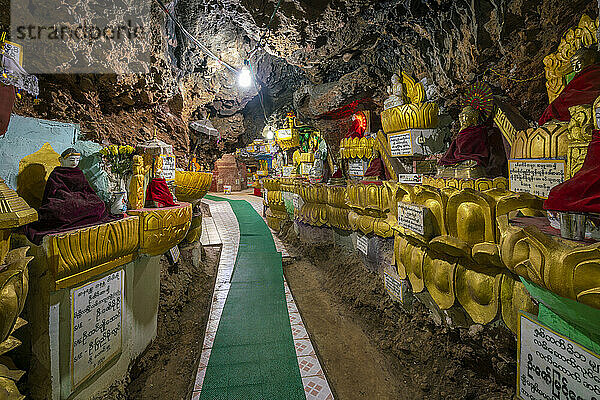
4 0 598 162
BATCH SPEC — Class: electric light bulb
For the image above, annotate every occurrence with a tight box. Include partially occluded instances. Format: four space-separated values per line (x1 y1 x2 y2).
238 65 252 88
266 128 274 140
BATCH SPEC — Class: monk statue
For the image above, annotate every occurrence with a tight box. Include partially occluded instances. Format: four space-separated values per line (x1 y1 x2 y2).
145 156 176 208
539 47 600 125
24 148 122 245
384 73 405 110
437 105 507 179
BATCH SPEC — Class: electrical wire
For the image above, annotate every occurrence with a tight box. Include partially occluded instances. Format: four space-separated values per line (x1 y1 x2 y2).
248 0 283 59
153 0 238 73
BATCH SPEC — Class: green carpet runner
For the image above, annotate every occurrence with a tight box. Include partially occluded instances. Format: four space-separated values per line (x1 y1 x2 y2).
200 197 305 399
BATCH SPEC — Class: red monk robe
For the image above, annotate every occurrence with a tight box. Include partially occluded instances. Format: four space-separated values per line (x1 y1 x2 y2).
0 85 15 136
438 125 490 167
364 157 388 180
545 129 600 213
146 177 176 207
24 167 122 245
538 63 600 126
345 116 366 139
438 124 507 177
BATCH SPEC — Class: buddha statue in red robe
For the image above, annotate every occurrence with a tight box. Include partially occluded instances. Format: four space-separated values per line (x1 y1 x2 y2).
364 149 388 181
545 99 600 214
437 106 507 179
539 47 600 126
24 148 122 245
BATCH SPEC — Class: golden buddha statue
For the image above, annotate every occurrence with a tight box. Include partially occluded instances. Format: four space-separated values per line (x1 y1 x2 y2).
437 83 507 179
539 47 600 125
436 106 487 179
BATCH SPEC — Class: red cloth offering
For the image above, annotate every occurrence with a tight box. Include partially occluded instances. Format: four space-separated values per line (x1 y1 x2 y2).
364 157 387 180
24 167 122 245
0 85 15 136
146 178 176 207
539 63 600 126
545 129 600 213
438 125 490 167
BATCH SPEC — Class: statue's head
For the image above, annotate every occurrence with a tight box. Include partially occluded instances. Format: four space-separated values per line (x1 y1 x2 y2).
59 148 81 168
391 73 400 84
570 47 599 75
458 106 479 131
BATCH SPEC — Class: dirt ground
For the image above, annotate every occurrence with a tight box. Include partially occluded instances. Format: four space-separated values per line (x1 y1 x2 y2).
106 243 220 400
281 223 516 400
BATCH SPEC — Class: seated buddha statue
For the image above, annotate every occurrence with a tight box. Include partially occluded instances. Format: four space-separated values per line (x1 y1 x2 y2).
24 148 122 245
539 47 600 126
384 73 405 111
145 157 176 208
345 113 367 139
437 106 507 179
545 98 600 214
364 149 388 180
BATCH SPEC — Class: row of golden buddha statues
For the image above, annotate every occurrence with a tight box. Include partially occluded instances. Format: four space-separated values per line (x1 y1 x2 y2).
261 15 600 340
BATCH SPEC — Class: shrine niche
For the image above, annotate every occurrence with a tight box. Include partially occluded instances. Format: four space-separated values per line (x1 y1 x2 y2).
5 123 194 399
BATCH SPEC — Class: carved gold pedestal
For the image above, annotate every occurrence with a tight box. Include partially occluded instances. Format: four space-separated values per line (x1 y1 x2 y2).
129 203 192 256
174 171 213 203
39 217 140 289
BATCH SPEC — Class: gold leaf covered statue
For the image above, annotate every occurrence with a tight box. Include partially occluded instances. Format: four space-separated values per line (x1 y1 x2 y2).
437 83 507 179
539 47 600 125
128 155 148 210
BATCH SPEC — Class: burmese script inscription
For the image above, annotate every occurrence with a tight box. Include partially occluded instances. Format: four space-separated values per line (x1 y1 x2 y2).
389 131 413 157
71 270 124 387
518 313 600 400
384 270 404 303
397 174 423 184
348 159 368 177
160 154 176 182
509 159 565 198
397 202 426 235
356 234 369 255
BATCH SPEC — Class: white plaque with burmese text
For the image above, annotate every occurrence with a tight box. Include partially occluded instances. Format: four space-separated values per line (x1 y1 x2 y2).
160 154 176 182
389 131 413 157
348 159 368 177
356 234 369 255
71 269 124 387
300 163 312 175
518 313 600 400
397 202 426 235
282 166 294 177
398 174 423 184
509 159 566 199
384 270 405 303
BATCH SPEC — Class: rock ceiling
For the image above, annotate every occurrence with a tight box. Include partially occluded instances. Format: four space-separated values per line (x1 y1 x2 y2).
8 0 599 165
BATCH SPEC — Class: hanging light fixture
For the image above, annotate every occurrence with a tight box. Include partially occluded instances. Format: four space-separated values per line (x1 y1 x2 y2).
265 126 274 140
238 60 252 88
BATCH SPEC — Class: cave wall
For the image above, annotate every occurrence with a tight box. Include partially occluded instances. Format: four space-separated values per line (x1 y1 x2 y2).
5 0 599 164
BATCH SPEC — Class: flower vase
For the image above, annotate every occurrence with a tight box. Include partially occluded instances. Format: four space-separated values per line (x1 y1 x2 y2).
111 191 128 214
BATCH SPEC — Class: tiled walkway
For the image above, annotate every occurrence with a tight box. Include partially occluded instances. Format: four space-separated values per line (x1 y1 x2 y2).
200 216 222 246
193 196 333 399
